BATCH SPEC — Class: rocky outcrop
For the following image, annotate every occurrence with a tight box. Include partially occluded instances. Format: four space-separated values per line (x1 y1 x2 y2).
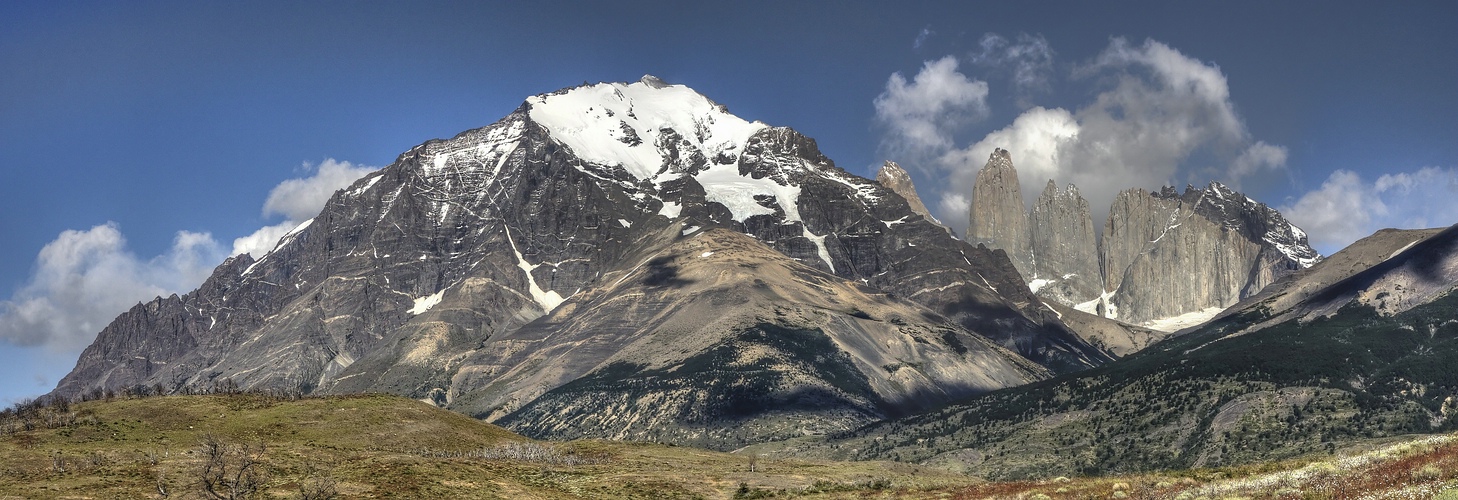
1096 183 1321 326
964 151 1322 332
876 160 937 225
1222 227 1446 324
967 149 1033 277
1100 187 1182 296
1029 180 1101 305
52 77 1108 448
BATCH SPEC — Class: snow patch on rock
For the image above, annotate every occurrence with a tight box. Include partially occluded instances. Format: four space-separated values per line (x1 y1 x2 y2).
408 290 445 315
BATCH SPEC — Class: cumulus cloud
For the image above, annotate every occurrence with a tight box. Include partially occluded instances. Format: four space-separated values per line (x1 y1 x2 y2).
1229 141 1289 185
0 223 227 352
936 193 971 230
233 158 376 258
881 37 1288 232
1282 167 1458 253
262 159 376 221
935 107 1080 232
874 56 990 164
0 157 375 358
231 221 302 259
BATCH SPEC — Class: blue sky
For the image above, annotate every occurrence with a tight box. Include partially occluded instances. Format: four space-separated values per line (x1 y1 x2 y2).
2 1 1456 405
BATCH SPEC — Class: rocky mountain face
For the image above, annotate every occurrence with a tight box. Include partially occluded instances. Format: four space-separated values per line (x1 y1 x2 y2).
1029 180 1101 306
875 161 936 225
52 77 1105 448
1098 183 1321 327
786 223 1458 478
1216 227 1445 327
964 150 1321 331
967 149 1034 277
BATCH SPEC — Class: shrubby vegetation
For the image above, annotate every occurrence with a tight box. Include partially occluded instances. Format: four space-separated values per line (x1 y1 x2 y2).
843 292 1458 478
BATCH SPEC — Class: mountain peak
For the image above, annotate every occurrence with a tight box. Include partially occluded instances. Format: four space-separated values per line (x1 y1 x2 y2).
639 74 670 88
876 160 937 224
969 146 1033 276
524 79 768 181
987 148 1015 170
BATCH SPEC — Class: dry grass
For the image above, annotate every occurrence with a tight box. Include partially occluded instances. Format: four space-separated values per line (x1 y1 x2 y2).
2 393 1455 499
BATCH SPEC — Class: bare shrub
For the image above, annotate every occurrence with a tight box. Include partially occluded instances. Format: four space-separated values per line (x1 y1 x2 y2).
416 441 608 466
196 434 267 499
298 475 338 500
51 452 67 474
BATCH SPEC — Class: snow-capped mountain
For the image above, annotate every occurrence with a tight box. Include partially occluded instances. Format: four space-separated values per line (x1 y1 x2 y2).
52 76 1106 448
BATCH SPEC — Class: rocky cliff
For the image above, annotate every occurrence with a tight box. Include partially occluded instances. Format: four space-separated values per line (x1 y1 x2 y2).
815 223 1458 478
875 160 937 225
963 149 1320 331
1029 180 1101 306
967 149 1034 277
1096 183 1320 327
52 77 1106 447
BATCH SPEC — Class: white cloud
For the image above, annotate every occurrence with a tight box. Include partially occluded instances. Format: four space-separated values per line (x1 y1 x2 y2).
0 157 376 360
874 56 990 164
887 37 1288 231
0 223 227 352
231 221 302 259
936 193 971 234
1281 167 1458 253
262 159 376 221
936 107 1080 232
1229 141 1289 185
235 158 376 258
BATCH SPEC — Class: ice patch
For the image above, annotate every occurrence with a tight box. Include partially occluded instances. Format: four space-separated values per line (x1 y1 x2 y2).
241 257 264 276
408 290 445 315
283 218 314 240
695 164 803 222
1288 222 1306 240
802 227 835 273
682 225 701 236
699 251 714 258
819 170 881 203
882 215 910 227
658 201 682 219
1028 278 1052 294
1075 289 1119 319
1142 306 1224 332
490 142 519 179
504 227 565 312
349 175 382 196
618 219 632 228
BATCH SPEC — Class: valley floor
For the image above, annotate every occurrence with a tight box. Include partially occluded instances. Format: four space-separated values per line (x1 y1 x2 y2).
1 393 1455 499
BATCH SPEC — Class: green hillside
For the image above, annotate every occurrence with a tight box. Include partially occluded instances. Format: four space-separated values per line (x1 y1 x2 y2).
824 289 1458 480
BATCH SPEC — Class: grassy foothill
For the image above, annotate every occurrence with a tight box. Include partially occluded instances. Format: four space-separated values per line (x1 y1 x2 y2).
2 392 1456 499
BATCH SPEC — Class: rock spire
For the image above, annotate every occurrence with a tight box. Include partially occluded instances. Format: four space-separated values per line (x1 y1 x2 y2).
967 149 1034 277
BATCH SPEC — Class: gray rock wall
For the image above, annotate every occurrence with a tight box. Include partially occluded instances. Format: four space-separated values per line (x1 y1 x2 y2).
968 148 1034 277
1030 180 1101 305
875 160 935 224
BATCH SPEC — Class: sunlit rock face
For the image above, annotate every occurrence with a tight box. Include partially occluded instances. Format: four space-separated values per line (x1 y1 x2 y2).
53 77 1108 449
965 150 1321 332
